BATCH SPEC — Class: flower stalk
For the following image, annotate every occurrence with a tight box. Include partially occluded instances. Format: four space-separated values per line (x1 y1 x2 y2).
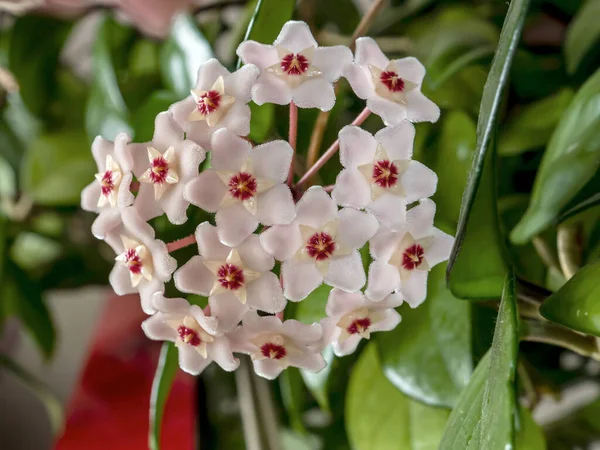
288 101 298 186
521 319 600 360
166 234 197 252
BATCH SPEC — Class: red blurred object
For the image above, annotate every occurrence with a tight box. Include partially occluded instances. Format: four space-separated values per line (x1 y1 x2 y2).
55 293 195 449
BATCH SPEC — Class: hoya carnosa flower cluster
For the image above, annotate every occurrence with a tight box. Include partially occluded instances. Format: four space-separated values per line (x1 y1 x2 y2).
81 20 453 378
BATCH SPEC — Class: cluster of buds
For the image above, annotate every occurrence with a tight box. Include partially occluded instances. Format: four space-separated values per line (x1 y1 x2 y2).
81 21 453 379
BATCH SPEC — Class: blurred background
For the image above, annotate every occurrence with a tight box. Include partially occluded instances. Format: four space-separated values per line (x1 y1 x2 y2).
0 0 599 449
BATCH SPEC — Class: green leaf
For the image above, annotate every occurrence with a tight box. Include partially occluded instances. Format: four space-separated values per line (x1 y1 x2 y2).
376 263 472 408
21 131 95 206
149 342 179 450
346 344 449 450
295 284 331 325
10 232 62 272
0 354 63 434
248 102 275 143
299 345 335 412
565 0 600 75
160 14 213 98
511 68 600 243
133 91 181 142
539 260 600 337
439 271 518 449
499 88 575 156
446 0 529 285
515 406 547 450
279 367 307 433
559 192 600 223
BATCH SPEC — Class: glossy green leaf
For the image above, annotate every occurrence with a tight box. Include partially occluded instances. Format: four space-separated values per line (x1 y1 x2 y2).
539 260 600 337
279 368 307 433
499 88 575 156
299 345 334 412
160 14 213 98
565 0 600 75
511 68 600 243
21 131 95 206
346 344 449 450
559 192 600 223
294 284 331 325
516 406 547 450
149 342 179 450
439 272 518 449
376 263 472 408
133 91 181 142
248 103 275 143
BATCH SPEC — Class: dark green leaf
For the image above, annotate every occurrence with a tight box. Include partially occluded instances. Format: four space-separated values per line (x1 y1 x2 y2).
149 342 179 450
376 263 472 408
511 68 600 243
346 344 449 450
294 284 331 325
21 131 95 206
429 46 494 89
565 0 600 75
447 0 529 285
133 91 181 141
515 406 547 450
160 14 213 98
439 272 518 449
539 260 600 337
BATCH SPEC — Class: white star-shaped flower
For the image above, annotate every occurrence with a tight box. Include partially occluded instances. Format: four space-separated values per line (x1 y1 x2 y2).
332 122 437 230
138 146 179 200
237 20 352 111
344 37 439 125
188 76 235 126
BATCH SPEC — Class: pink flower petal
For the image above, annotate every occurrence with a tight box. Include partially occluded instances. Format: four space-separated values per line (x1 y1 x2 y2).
207 336 239 371
394 57 426 85
251 140 293 183
339 125 378 168
282 320 323 346
368 194 407 231
134 183 163 222
256 184 296 226
224 63 259 102
343 64 373 100
337 208 378 249
215 203 258 247
142 313 177 341
332 169 371 209
195 58 230 91
159 183 189 225
246 272 286 313
286 351 326 373
313 46 353 82
282 259 323 301
251 76 293 105
365 261 400 302
402 161 438 203
210 128 251 172
402 270 428 308
295 186 338 229
153 292 194 315
195 222 230 261
292 77 336 111
236 41 279 69
237 234 274 272
178 344 211 375
138 278 165 314
174 255 215 297
153 111 184 150
354 37 389 68
259 224 303 261
109 264 136 296
333 335 362 356
375 121 415 161
371 309 402 332
325 289 366 317
369 227 402 261
208 292 248 332
274 21 318 53
253 359 284 379
169 96 196 135
426 228 454 267
405 90 440 123
91 208 123 240
325 250 366 292
184 170 228 213
367 96 407 126
407 198 436 239
218 102 252 138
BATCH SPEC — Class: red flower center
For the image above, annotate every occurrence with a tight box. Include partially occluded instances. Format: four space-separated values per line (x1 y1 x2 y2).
306 232 336 261
178 326 201 346
101 170 114 196
281 53 309 76
149 157 169 185
217 263 245 290
228 172 257 201
402 244 425 270
347 317 371 335
260 342 287 360
196 90 221 115
380 71 405 92
372 160 399 188
124 248 143 274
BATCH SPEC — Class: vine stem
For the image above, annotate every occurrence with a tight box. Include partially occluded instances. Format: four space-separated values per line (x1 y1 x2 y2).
166 234 196 252
296 107 371 188
521 319 600 360
557 223 582 280
288 101 298 187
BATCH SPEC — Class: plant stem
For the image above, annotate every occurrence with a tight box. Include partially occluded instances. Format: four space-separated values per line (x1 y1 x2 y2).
288 101 298 187
254 374 282 450
532 235 560 273
296 107 371 188
235 357 262 450
557 223 582 280
350 0 386 51
166 234 197 252
521 319 600 360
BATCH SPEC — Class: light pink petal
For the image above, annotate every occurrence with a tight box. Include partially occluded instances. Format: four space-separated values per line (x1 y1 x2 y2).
138 278 165 314
216 203 258 247
325 289 367 318
407 198 436 240
246 273 286 313
207 336 239 371
208 293 248 332
236 41 278 69
174 255 215 297
313 46 353 82
253 358 284 379
393 57 426 85
426 229 454 267
81 182 100 212
218 102 252 138
153 111 184 150
378 292 404 309
90 135 112 169
339 125 378 168
185 122 213 150
225 325 254 354
169 97 196 132
126 142 149 178
113 133 135 172
225 64 259 101
191 303 224 336
332 169 371 209
371 309 402 332
344 64 373 100
210 128 251 172
146 240 176 282
134 183 163 222
117 172 135 208
153 292 193 315
405 90 440 124
295 186 338 229
325 250 365 292
195 58 230 90
291 77 336 111
109 264 136 296
367 96 407 126
333 335 362 356
142 313 177 342
275 21 318 53
242 311 283 336
287 351 326 373
402 161 438 203
237 234 274 272
178 140 206 181
184 171 228 212
91 209 122 240
369 228 402 261
251 140 293 183
283 320 323 346
282 259 323 301
159 184 190 225
252 76 293 106
178 344 211 376
365 261 400 302
256 184 296 226
375 121 415 161
259 224 303 261
121 206 155 239
337 208 378 249
195 222 230 260
368 194 407 231
402 271 429 308
354 37 389 68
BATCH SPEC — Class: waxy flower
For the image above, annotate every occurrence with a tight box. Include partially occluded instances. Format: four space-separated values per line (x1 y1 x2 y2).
332 122 437 230
174 222 286 332
230 311 325 379
130 112 205 225
81 133 135 239
237 20 352 111
142 293 239 375
170 59 259 149
344 37 439 125
106 207 176 314
260 186 378 301
321 289 403 356
366 199 453 307
185 128 295 247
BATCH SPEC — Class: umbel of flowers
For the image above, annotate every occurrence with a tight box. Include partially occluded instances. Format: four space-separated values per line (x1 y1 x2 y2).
81 21 453 379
